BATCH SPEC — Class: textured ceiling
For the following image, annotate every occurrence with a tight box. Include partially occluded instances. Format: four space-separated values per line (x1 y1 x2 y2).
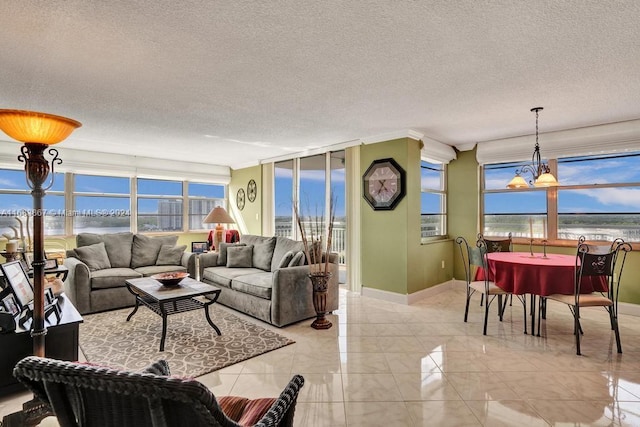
1 1 639 169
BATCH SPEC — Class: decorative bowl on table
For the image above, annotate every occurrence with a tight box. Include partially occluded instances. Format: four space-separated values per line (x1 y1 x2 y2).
151 272 189 287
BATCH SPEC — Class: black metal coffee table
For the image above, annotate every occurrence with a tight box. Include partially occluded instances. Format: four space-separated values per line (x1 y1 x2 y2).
125 277 222 351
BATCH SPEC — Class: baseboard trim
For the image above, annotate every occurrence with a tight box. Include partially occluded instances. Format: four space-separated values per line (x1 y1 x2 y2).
361 280 458 305
362 281 640 317
619 302 640 317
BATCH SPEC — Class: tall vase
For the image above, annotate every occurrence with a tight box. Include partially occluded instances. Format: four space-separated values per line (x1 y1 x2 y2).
308 272 332 330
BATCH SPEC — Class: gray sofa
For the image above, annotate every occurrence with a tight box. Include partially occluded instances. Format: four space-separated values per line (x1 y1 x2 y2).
63 232 196 314
198 234 339 327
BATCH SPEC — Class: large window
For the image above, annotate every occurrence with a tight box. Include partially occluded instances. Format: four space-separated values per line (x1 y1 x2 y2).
73 175 131 234
420 160 447 238
483 152 640 242
188 182 225 230
137 178 182 232
0 169 65 237
274 160 294 238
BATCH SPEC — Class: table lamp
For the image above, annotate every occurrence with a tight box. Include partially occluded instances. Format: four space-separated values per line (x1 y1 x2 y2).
203 206 235 251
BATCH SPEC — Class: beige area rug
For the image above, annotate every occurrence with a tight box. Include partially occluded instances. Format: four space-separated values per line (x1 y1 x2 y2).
79 306 295 378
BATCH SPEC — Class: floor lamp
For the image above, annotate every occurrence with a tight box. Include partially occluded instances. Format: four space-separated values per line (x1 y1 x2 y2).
0 109 81 357
203 206 235 251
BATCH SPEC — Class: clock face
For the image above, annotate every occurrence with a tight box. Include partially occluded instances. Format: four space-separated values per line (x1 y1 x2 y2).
236 188 246 210
363 158 406 210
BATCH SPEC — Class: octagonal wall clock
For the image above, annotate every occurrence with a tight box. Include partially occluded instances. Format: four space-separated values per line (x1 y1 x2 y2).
362 158 406 210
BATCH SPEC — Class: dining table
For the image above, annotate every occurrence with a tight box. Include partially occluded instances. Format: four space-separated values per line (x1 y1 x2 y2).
485 252 608 335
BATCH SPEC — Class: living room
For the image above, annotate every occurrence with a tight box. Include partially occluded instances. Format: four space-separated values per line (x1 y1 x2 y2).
2 1 640 426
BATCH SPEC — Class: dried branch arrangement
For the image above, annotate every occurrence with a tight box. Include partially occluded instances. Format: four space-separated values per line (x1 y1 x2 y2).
293 196 336 276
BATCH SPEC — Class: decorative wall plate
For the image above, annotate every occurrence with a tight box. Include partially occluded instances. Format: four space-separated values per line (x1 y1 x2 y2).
236 188 246 210
247 179 257 202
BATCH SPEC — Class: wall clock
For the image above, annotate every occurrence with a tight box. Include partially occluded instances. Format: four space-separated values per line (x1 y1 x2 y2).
362 158 406 210
247 179 257 203
236 188 246 210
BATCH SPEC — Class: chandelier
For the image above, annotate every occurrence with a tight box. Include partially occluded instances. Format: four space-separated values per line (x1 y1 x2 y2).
506 107 559 188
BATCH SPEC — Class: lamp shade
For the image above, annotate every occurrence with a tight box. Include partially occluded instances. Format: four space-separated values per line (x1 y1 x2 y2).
533 172 559 187
0 109 81 144
506 174 528 189
203 206 235 224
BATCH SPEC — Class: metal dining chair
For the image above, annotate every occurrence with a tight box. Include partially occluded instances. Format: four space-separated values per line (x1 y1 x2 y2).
545 239 632 355
456 236 513 335
477 233 513 307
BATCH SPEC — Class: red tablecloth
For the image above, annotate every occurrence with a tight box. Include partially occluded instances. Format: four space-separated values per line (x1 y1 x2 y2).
485 252 607 296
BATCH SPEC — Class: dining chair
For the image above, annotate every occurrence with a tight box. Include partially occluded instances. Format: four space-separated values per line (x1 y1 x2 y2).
456 236 511 335
477 233 513 307
545 240 632 355
13 356 304 427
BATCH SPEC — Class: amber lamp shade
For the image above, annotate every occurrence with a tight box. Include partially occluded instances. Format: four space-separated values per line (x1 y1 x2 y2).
0 109 82 144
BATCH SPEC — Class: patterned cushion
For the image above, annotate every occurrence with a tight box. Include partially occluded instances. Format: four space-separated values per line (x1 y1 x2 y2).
218 396 277 425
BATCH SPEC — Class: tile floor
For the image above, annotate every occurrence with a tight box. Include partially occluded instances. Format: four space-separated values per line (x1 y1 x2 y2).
3 285 640 426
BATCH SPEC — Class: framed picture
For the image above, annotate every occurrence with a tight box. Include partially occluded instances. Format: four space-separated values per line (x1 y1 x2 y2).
191 242 208 254
44 258 59 270
0 261 34 310
2 293 20 316
44 287 55 305
22 252 34 270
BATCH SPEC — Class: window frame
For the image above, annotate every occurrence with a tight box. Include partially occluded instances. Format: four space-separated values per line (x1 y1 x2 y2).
420 160 447 241
482 152 640 247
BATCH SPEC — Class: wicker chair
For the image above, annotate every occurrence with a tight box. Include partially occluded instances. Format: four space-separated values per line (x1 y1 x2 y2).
13 356 304 427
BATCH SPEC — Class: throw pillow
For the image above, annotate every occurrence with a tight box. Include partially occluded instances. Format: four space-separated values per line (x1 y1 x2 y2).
252 236 276 271
131 234 178 268
156 244 187 266
74 242 112 271
76 232 134 268
288 251 306 267
217 242 246 266
278 251 294 268
227 245 253 268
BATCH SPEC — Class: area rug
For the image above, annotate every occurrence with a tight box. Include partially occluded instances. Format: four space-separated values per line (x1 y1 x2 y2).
79 305 295 378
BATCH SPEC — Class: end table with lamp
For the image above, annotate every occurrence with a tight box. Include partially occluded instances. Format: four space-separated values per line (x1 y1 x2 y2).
203 206 235 251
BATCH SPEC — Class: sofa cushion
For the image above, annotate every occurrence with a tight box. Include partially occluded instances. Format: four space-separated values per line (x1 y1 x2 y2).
278 251 294 269
288 251 306 267
227 245 253 268
231 272 273 300
156 244 186 266
90 268 142 289
202 267 263 288
131 235 178 268
77 232 134 268
75 242 111 271
217 242 246 266
251 236 276 271
271 236 305 271
135 265 187 276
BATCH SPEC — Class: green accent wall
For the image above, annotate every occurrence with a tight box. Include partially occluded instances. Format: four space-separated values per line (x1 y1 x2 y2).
447 148 479 281
229 165 262 236
360 138 454 295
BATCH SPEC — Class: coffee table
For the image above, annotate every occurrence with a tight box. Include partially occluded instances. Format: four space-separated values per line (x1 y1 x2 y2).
125 277 222 351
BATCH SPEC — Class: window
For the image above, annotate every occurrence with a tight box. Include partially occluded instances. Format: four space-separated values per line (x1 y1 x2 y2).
420 160 447 238
483 152 640 242
73 175 131 234
0 169 65 237
137 178 182 232
188 183 225 230
274 160 294 238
